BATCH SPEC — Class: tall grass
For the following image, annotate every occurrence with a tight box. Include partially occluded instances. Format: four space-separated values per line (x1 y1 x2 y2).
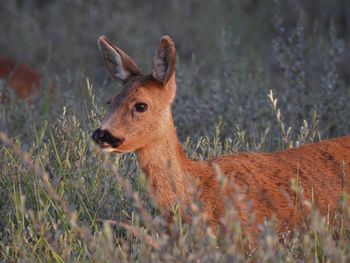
1 81 349 262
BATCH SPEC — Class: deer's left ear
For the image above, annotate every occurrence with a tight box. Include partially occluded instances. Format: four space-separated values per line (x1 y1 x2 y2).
152 36 176 87
98 36 141 83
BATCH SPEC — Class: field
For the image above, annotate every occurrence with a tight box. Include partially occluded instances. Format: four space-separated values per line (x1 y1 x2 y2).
1 1 350 262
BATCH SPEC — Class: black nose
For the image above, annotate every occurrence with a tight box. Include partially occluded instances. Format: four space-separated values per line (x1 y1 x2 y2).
92 128 106 145
92 128 124 148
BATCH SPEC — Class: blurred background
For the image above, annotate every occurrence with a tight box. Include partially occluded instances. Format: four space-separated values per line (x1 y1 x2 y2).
1 0 350 144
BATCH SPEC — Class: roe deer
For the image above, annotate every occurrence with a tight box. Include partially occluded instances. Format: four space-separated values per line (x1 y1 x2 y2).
0 56 43 102
92 35 350 237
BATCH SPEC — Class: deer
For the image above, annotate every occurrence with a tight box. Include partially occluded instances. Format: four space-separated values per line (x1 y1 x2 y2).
0 56 43 102
92 35 350 239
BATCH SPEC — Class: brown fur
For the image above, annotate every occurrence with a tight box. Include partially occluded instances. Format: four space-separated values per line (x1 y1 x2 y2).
0 56 54 101
95 35 350 237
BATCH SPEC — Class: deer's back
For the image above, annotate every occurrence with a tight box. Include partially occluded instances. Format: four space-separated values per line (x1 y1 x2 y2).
203 136 350 231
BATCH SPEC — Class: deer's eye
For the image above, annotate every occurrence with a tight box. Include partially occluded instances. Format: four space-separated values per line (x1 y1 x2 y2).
106 100 111 105
134 103 148 113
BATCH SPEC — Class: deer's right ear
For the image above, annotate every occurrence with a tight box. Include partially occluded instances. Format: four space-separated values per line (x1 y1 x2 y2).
98 36 141 83
152 35 176 85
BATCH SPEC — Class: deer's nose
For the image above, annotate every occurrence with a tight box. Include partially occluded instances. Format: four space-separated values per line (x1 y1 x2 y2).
92 128 124 148
92 128 106 145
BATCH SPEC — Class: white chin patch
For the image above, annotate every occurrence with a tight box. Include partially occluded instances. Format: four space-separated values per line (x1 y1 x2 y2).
101 147 116 153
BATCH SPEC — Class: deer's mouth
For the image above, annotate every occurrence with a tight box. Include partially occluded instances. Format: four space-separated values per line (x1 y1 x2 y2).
99 144 124 153
100 145 117 152
92 128 125 151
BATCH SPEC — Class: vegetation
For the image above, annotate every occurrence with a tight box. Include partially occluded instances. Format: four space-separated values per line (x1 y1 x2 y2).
0 1 349 262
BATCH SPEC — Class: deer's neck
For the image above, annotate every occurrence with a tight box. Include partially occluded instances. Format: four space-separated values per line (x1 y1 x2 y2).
136 115 191 215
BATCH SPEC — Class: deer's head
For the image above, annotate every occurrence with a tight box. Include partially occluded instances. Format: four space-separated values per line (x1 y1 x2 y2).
92 36 177 153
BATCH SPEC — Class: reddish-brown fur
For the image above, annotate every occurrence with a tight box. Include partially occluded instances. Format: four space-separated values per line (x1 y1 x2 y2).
94 35 350 237
0 56 42 100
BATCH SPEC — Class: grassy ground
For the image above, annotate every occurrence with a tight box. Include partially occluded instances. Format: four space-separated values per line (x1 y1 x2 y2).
1 1 350 262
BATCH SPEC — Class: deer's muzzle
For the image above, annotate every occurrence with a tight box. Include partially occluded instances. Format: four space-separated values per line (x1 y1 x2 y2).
92 128 124 148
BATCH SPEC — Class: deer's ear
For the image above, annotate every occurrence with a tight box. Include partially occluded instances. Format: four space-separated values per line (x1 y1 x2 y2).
152 36 176 85
98 36 141 83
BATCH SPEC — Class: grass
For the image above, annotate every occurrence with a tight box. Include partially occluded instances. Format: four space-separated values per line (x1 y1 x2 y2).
1 1 350 262
0 82 349 262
